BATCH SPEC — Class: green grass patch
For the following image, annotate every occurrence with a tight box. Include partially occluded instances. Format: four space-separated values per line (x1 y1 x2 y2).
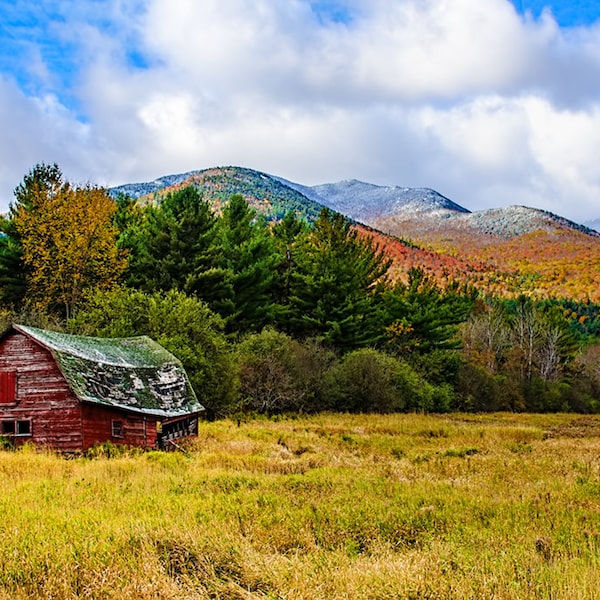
0 413 599 598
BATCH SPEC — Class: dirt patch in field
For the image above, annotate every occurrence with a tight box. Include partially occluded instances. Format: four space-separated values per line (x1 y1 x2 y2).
544 417 600 439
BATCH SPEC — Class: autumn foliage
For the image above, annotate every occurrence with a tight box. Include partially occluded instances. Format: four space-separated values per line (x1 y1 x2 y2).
7 164 126 317
2 163 600 415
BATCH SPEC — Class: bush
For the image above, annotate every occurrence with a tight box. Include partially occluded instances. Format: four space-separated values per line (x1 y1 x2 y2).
322 348 442 413
235 329 335 415
411 349 463 387
456 362 501 412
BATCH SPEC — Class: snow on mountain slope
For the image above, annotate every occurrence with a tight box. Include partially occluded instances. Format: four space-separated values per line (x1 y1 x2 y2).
110 170 203 199
278 178 469 223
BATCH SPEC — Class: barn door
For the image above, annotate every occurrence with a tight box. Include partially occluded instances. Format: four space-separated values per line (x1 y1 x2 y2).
0 372 16 404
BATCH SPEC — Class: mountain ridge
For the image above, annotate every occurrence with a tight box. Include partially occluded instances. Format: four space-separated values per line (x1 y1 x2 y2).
112 166 596 237
112 166 326 222
109 166 600 302
585 218 600 233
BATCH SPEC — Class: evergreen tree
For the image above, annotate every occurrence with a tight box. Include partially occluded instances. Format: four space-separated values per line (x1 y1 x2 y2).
219 194 279 333
288 208 390 350
271 210 308 323
383 268 475 357
125 186 232 310
125 190 281 333
0 216 27 308
112 192 143 252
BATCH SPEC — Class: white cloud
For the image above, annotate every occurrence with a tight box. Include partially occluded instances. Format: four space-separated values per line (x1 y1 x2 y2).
418 97 531 173
0 76 93 205
2 0 600 224
140 0 540 102
138 93 202 150
351 0 535 99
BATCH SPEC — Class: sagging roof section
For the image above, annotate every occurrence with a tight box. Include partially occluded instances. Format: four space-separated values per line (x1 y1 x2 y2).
14 325 203 417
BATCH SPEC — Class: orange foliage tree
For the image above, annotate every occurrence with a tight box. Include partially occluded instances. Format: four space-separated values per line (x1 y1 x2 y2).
12 164 126 318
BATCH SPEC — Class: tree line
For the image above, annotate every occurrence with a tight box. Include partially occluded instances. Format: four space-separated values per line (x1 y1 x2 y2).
1 163 600 416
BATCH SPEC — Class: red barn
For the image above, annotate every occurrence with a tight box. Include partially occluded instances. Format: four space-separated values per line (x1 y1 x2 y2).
0 324 204 452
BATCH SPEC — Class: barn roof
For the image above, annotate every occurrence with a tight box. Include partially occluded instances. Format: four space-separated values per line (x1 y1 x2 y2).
13 325 203 418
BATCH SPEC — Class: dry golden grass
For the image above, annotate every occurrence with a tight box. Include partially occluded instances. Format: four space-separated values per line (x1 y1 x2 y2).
0 413 599 598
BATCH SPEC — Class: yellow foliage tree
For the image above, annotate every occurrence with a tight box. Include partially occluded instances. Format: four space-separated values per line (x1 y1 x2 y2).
13 164 126 318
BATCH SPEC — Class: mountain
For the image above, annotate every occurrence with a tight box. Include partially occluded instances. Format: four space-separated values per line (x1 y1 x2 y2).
283 178 600 300
110 166 600 302
297 179 597 239
111 166 325 222
276 178 469 222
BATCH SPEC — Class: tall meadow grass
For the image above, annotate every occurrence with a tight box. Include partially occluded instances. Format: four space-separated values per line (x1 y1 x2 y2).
0 413 598 598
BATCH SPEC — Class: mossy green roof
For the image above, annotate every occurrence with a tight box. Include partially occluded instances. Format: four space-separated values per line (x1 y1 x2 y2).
15 325 203 417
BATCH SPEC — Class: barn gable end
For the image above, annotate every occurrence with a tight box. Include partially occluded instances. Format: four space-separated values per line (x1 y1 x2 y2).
0 330 83 452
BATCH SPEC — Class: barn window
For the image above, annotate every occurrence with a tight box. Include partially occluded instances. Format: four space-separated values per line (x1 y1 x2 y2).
0 372 16 404
1 421 15 435
16 420 31 436
112 420 123 438
0 420 31 437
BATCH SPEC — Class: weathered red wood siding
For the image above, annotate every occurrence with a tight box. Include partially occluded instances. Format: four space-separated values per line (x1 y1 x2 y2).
0 328 194 452
0 331 83 452
80 404 158 450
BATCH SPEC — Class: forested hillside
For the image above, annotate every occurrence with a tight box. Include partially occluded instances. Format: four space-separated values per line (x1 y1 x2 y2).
2 163 600 417
113 166 325 222
112 166 600 302
368 210 600 302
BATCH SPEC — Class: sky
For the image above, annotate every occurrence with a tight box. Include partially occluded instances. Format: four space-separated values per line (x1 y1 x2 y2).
1 1 600 224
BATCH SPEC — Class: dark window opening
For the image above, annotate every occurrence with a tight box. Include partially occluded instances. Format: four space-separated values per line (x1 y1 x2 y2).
0 420 32 437
16 420 31 436
1 421 15 435
112 420 123 438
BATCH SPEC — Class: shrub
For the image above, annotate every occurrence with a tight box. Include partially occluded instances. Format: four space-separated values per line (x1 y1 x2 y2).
322 348 440 413
235 329 335 415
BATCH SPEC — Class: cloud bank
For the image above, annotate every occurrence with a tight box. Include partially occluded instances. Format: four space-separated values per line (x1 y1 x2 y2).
1 0 600 223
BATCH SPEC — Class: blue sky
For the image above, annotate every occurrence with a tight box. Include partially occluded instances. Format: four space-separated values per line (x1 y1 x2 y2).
1 0 600 223
515 1 600 26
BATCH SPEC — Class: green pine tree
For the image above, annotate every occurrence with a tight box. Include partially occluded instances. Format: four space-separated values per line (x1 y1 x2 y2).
220 194 279 333
383 267 475 356
125 186 232 309
287 208 390 350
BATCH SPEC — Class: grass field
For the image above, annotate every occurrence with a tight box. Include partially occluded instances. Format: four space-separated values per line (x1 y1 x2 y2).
0 412 599 599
